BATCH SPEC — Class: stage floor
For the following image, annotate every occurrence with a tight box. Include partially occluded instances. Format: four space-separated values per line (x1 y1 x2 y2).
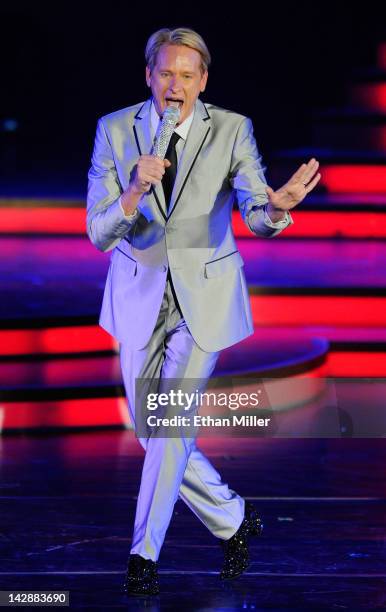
0 431 385 609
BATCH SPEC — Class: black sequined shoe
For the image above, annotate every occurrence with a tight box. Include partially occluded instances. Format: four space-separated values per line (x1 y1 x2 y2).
220 501 263 580
123 553 160 596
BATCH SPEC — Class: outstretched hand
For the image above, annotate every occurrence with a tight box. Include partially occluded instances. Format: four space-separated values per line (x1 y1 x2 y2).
266 158 321 212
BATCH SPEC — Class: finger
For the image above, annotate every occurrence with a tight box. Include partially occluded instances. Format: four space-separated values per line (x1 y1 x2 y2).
140 155 164 167
151 155 169 167
133 175 151 191
293 159 318 185
301 160 320 185
139 180 151 191
140 159 166 173
147 176 164 185
140 171 164 184
155 157 168 168
291 163 308 181
164 159 172 168
145 166 166 179
265 185 275 198
304 172 321 193
140 156 166 170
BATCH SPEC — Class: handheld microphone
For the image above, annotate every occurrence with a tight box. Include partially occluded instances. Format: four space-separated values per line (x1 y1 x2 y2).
153 106 180 158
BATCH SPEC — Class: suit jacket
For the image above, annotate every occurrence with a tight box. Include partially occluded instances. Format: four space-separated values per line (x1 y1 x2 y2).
87 98 293 352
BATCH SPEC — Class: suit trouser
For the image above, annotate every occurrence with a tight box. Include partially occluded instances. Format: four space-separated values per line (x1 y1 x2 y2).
119 279 245 561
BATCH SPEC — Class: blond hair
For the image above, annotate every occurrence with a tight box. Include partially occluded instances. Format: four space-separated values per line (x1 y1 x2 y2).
145 27 211 74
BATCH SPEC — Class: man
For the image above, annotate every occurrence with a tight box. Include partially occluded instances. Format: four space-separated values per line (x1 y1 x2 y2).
87 27 320 596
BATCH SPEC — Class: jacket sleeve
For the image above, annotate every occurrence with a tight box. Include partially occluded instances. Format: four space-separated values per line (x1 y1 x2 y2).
229 117 294 238
87 117 138 252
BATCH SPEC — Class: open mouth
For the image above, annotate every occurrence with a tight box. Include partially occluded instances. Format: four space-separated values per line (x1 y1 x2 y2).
165 98 184 109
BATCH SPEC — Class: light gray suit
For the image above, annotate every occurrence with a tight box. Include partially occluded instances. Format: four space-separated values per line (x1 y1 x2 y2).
87 97 292 352
87 97 292 560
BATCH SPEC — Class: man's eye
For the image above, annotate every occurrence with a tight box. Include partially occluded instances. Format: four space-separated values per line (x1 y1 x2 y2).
160 73 170 77
184 75 192 79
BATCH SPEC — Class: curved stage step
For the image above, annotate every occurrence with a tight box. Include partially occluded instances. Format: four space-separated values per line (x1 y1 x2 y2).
0 335 329 400
0 332 328 433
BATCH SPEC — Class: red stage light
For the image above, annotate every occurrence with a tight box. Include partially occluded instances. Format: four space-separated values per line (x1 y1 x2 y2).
0 207 86 234
2 207 386 239
0 397 131 431
351 83 386 112
321 165 386 193
0 326 116 356
232 211 386 239
326 351 386 377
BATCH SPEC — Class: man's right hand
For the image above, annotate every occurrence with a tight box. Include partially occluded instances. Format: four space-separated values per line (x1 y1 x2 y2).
120 156 172 216
131 155 171 194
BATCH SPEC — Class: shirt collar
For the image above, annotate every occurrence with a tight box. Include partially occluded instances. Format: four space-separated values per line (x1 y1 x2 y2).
150 99 194 142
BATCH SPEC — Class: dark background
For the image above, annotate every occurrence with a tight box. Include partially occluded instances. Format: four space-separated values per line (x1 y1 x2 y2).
0 1 384 195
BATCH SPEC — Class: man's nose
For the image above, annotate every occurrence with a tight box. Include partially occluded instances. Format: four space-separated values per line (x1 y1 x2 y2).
169 76 183 91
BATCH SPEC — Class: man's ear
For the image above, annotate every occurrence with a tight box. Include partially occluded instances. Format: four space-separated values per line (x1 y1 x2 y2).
200 70 208 93
145 66 151 87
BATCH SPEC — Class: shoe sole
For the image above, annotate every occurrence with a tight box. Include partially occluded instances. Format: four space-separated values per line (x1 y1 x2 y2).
123 586 160 597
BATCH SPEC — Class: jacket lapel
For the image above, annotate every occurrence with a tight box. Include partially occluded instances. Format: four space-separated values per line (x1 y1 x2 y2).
133 99 167 220
168 99 211 218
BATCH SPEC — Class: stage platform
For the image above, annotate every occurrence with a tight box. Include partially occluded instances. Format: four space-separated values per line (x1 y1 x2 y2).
0 431 385 609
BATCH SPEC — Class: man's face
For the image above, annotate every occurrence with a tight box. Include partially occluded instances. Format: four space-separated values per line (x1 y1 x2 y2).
146 44 208 125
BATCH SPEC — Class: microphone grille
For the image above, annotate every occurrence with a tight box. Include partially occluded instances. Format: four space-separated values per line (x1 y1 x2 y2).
153 106 180 159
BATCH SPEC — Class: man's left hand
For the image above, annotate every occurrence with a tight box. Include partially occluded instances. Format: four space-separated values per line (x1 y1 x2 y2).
265 158 321 217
